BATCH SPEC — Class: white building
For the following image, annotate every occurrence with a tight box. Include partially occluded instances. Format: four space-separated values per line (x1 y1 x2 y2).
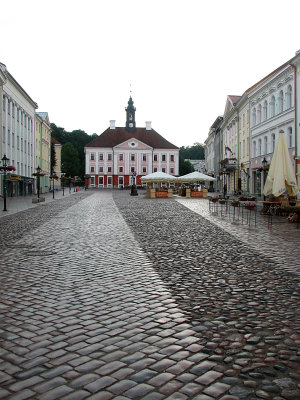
1 63 38 196
248 61 296 195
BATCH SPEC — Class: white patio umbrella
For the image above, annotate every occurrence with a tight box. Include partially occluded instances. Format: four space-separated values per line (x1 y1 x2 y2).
141 171 177 183
177 171 216 183
263 131 298 197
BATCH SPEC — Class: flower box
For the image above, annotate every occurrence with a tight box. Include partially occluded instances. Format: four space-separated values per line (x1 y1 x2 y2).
156 191 168 198
191 191 203 198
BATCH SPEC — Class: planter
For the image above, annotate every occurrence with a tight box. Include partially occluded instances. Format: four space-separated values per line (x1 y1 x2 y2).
156 191 168 198
191 191 203 198
245 206 255 211
231 201 239 207
219 200 226 204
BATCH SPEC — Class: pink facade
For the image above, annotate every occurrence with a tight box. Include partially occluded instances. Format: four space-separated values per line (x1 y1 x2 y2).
85 97 179 188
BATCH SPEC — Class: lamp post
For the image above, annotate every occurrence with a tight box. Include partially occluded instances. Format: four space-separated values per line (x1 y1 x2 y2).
1 154 9 211
262 157 267 200
36 166 41 198
223 166 227 198
49 173 58 199
61 173 65 196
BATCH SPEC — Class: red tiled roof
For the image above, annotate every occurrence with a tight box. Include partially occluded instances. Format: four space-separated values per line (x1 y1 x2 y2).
228 95 241 106
85 127 179 149
51 137 61 145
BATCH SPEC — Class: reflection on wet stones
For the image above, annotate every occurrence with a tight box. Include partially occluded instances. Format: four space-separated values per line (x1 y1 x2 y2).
114 191 300 399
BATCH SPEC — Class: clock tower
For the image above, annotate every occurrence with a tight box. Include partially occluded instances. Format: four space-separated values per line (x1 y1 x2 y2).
125 96 136 132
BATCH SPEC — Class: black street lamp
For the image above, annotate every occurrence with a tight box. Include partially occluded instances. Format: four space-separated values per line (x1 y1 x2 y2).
223 166 227 198
1 154 9 211
49 173 58 199
36 166 41 198
262 157 268 200
61 173 65 196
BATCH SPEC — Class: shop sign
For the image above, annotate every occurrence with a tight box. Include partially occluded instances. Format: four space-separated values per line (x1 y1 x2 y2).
9 175 21 181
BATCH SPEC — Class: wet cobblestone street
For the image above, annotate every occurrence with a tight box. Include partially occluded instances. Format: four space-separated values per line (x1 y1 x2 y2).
0 190 299 399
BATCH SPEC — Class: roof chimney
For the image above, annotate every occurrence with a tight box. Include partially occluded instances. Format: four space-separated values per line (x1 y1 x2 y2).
145 121 152 131
110 120 116 130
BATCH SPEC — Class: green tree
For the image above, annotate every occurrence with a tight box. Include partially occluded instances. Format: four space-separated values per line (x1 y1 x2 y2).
179 143 205 160
61 142 80 177
51 124 98 178
179 155 194 175
50 142 56 174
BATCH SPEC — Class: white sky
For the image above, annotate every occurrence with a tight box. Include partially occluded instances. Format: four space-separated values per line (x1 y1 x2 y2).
2 0 300 147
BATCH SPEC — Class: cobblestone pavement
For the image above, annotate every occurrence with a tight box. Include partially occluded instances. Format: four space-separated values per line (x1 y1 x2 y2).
175 198 300 276
0 190 299 400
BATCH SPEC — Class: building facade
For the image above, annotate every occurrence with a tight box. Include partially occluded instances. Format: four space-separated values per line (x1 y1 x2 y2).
85 97 179 188
1 63 37 197
35 112 51 193
248 62 295 195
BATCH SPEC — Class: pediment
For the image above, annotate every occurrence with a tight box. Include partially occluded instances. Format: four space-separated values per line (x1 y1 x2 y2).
114 138 153 151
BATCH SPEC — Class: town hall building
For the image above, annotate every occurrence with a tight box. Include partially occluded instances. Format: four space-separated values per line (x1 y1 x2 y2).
84 97 179 188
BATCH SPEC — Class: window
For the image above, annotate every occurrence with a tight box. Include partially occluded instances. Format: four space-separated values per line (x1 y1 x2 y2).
253 141 257 157
107 177 112 186
99 153 103 161
131 154 135 161
12 103 15 118
7 99 10 115
24 140 26 153
21 112 23 125
154 154 158 162
270 96 275 117
162 167 166 173
119 154 123 161
154 167 158 172
2 95 5 111
162 154 166 162
278 90 283 113
287 85 292 109
247 138 250 156
90 166 95 173
243 140 245 157
2 126 5 143
17 109 19 122
131 166 135 173
252 108 256 125
170 168 174 174
142 167 147 173
264 136 268 154
108 153 112 161
12 132 15 148
99 176 104 185
271 133 276 152
90 177 95 185
99 166 103 173
90 153 95 160
143 154 147 162
119 166 123 173
288 127 293 147
263 101 268 120
107 166 112 173
257 104 262 124
24 116 27 128
243 114 245 127
258 139 262 156
170 154 174 162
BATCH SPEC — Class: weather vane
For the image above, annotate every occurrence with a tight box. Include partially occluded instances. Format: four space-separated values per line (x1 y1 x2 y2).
130 83 132 97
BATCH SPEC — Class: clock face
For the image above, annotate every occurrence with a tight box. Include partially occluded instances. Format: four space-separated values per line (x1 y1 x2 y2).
129 123 133 128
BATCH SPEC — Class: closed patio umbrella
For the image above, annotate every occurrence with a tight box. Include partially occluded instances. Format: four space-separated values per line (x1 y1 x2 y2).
263 131 298 197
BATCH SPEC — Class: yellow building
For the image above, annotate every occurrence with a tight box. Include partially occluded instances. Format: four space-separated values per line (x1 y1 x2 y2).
35 112 51 193
52 137 62 189
237 95 250 193
220 96 241 194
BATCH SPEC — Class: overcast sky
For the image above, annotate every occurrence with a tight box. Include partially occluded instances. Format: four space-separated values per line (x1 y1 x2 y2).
2 0 300 147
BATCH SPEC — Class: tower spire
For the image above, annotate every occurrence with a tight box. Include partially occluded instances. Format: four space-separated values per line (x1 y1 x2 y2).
125 94 136 132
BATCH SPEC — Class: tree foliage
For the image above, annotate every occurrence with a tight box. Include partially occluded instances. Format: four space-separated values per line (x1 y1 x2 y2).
179 142 205 160
61 142 80 177
179 155 194 175
50 142 56 174
51 123 97 177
